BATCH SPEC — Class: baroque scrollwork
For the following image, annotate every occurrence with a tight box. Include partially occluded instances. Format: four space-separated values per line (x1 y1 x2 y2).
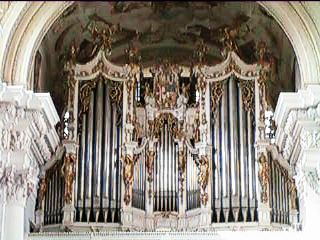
258 152 269 203
238 79 255 113
79 79 97 116
211 80 225 114
109 80 123 106
61 153 76 204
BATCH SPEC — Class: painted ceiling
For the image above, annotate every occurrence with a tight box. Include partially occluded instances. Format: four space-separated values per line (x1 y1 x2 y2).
39 1 297 115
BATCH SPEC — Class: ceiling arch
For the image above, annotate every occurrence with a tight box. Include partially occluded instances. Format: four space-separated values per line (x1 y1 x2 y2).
0 1 320 91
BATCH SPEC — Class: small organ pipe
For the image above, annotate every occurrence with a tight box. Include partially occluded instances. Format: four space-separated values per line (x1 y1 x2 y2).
95 80 104 198
86 91 94 199
80 115 86 200
104 84 110 199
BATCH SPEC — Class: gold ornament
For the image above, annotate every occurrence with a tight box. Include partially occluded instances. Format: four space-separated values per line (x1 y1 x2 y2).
258 152 269 203
122 154 134 205
61 153 76 204
239 79 254 113
198 155 209 205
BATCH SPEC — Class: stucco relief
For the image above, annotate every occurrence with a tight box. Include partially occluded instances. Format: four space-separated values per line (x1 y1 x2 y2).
0 166 37 204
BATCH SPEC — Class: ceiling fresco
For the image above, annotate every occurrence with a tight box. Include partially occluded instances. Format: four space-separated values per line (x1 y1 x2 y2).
38 1 297 116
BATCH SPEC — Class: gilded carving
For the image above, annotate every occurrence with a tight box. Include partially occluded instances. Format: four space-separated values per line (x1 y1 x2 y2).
146 151 155 182
194 110 200 142
178 148 186 196
239 79 254 112
198 155 209 205
61 153 76 204
258 152 269 203
288 178 298 210
132 114 143 141
196 75 207 94
79 79 97 116
150 62 181 109
122 154 135 205
125 43 141 65
211 81 225 114
220 27 239 58
153 113 178 140
194 39 208 64
109 80 123 106
226 58 241 74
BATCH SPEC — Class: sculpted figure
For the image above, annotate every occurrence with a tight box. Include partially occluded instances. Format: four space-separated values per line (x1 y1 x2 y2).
288 178 298 210
146 151 155 181
258 153 270 203
199 155 209 191
122 154 134 205
61 153 76 204
37 177 47 209
199 155 209 205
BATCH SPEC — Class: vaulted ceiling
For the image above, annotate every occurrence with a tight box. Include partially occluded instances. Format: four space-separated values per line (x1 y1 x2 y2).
38 1 297 116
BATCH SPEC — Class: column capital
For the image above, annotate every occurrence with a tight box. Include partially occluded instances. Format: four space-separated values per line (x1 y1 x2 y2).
0 166 37 206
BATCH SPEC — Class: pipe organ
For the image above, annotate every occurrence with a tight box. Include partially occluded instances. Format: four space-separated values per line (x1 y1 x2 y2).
36 39 298 231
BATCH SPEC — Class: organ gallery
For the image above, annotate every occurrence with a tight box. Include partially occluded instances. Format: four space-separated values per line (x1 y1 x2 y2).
33 4 299 231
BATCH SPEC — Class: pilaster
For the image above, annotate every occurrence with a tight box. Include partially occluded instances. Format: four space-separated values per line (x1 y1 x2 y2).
0 83 60 240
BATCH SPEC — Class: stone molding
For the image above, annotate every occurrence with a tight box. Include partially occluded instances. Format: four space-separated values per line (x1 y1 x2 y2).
274 85 320 196
0 82 60 206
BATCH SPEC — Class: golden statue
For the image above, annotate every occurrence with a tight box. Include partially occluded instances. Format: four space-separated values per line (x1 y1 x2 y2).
61 153 76 204
258 152 270 203
199 155 209 191
122 154 134 205
288 178 298 210
199 155 209 205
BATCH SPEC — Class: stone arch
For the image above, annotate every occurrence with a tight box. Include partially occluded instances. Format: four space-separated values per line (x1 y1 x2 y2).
0 2 320 89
